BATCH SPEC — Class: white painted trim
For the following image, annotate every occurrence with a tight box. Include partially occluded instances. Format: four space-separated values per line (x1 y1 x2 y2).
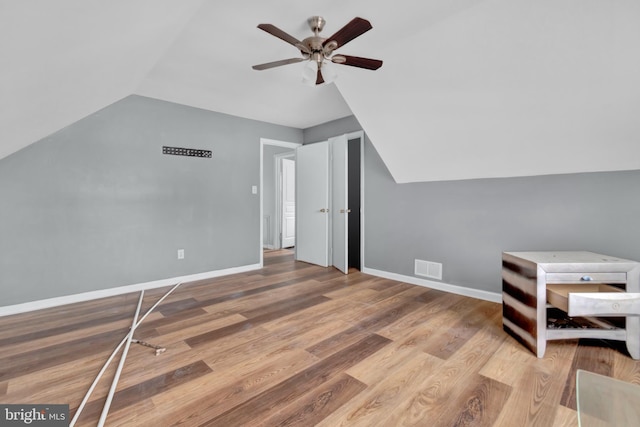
361 267 502 303
0 263 261 317
260 138 302 267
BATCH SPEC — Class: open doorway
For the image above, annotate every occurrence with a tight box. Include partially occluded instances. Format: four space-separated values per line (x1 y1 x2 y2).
347 136 361 270
295 131 364 273
260 139 301 266
277 154 296 249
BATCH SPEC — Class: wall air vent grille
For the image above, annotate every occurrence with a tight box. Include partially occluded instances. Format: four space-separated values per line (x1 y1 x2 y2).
162 146 212 158
415 259 443 280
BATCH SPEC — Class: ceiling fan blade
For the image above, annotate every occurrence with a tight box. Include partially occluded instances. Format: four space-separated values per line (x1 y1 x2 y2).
316 69 325 85
332 55 383 70
257 24 311 54
322 17 372 50
252 57 304 71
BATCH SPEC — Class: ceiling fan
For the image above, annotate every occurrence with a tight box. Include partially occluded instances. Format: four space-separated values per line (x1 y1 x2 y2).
252 16 383 85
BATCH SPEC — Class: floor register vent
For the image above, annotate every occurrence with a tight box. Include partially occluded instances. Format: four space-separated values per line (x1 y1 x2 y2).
415 259 443 280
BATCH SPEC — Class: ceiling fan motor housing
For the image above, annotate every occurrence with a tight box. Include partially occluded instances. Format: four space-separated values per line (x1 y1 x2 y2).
303 16 339 66
301 37 326 64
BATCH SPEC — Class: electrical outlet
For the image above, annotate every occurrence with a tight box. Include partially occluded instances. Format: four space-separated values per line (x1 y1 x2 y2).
177 249 185 259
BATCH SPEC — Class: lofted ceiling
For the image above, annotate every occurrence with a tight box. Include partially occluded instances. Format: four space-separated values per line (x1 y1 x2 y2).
2 0 640 183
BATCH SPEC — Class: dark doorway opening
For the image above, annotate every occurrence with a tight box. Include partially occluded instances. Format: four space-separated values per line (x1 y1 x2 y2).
347 138 361 270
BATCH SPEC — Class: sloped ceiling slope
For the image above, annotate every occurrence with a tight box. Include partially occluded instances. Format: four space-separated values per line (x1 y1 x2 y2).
2 1 640 183
338 0 640 182
0 0 205 160
134 1 356 129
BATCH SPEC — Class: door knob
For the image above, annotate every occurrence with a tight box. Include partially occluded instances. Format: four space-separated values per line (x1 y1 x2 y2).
339 209 352 213
320 208 328 213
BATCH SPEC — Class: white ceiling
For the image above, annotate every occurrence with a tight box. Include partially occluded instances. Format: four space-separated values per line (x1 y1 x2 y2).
2 0 640 182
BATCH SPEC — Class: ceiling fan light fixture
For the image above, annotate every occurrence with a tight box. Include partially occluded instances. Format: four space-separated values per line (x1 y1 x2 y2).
320 60 338 84
301 60 338 86
302 61 318 86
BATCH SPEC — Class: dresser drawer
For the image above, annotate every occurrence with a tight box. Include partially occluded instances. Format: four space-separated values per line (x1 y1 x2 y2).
546 272 627 284
546 283 640 316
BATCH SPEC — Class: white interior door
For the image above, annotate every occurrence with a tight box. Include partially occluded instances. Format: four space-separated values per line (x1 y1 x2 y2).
281 158 296 248
331 135 348 273
296 142 329 267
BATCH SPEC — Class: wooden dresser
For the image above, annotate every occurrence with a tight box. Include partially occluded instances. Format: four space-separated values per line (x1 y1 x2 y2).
502 251 640 359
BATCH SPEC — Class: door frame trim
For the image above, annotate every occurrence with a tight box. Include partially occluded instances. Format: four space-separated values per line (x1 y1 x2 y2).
260 138 301 267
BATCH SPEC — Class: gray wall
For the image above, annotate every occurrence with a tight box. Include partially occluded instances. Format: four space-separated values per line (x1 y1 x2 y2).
305 115 640 294
262 145 294 248
3 99 639 307
0 95 302 306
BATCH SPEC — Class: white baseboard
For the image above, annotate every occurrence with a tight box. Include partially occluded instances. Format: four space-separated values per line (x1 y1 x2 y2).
362 267 502 303
0 263 262 317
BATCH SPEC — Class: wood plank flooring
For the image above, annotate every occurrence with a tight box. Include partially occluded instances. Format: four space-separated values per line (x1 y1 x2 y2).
1 249 639 426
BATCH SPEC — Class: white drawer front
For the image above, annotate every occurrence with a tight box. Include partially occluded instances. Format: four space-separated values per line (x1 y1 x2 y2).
568 292 640 317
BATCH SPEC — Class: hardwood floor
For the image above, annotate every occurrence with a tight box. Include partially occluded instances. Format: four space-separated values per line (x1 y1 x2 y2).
1 249 639 426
